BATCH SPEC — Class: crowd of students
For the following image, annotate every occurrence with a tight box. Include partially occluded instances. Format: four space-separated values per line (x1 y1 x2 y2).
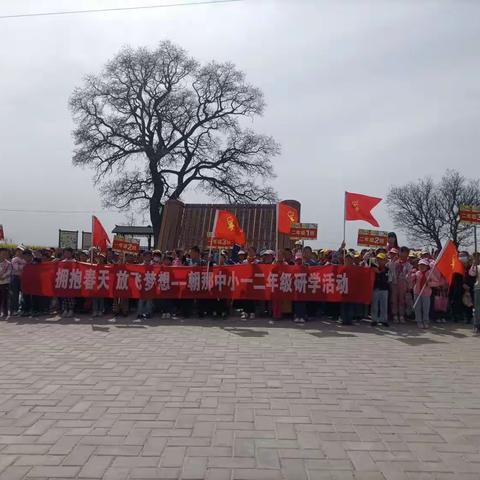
0 231 479 332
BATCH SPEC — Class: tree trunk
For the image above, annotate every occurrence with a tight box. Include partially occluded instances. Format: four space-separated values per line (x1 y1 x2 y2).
149 180 164 248
149 197 162 248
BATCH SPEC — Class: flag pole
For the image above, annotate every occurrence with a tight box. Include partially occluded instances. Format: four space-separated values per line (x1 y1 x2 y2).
412 241 449 309
275 202 279 258
90 215 94 264
474 225 478 256
343 192 347 262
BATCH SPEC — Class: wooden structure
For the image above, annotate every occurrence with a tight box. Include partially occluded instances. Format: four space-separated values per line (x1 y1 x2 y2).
157 199 301 251
112 225 154 249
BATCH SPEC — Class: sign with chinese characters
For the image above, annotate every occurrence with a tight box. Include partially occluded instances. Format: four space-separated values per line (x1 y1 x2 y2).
81 231 92 250
112 235 140 254
22 263 375 304
357 229 388 248
289 223 318 240
459 205 480 225
206 232 234 248
58 230 78 249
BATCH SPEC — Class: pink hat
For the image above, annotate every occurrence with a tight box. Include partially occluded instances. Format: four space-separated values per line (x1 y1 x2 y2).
418 259 430 267
389 248 399 255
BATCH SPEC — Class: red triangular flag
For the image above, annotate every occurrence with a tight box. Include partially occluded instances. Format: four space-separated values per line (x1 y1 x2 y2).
345 192 382 227
434 240 465 285
92 216 110 252
212 210 245 246
277 202 299 234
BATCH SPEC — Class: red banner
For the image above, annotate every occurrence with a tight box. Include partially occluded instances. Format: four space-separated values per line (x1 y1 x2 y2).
22 263 375 304
459 205 480 225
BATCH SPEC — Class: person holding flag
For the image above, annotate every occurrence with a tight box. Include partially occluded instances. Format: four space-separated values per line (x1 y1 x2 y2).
411 259 437 328
411 240 464 328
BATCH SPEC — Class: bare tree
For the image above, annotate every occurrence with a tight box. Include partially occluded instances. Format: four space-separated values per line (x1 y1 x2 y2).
387 170 480 249
70 41 279 243
437 170 480 247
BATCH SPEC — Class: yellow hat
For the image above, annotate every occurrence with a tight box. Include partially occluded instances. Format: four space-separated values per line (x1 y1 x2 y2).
376 253 387 260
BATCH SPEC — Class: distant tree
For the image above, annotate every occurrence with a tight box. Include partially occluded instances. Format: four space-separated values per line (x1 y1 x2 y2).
70 41 279 243
387 170 480 249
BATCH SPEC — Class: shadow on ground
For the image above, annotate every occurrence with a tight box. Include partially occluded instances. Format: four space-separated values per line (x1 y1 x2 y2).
4 314 476 344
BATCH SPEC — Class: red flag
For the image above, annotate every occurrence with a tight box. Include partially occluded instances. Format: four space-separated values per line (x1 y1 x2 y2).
434 240 465 285
212 210 245 246
92 216 110 252
345 192 382 227
277 202 299 234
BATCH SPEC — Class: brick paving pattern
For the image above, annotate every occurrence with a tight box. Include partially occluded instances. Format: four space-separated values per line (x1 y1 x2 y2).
1 316 480 479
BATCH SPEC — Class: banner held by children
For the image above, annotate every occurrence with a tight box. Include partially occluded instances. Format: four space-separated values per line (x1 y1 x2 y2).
22 262 375 304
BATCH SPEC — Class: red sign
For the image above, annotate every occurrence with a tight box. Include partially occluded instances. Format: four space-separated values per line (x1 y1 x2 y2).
0 225 4 242
206 233 234 248
289 223 318 240
357 229 388 248
22 263 375 304
459 205 480 225
112 236 140 254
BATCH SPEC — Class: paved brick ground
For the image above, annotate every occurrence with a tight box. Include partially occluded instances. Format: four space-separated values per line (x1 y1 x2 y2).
1 316 480 480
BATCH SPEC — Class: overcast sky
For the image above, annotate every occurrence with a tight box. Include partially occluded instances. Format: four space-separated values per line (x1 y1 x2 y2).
1 0 479 249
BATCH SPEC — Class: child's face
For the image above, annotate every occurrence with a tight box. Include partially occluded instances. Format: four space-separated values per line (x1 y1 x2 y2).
399 251 408 260
0 250 7 261
419 264 429 272
64 250 73 259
